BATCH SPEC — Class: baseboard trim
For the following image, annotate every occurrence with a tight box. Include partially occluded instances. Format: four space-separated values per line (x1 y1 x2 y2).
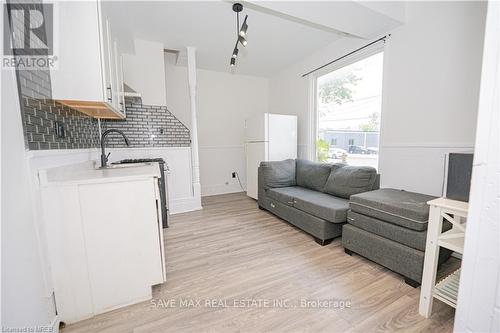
201 183 247 197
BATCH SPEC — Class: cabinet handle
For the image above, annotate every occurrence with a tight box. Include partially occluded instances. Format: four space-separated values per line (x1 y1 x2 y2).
107 85 112 102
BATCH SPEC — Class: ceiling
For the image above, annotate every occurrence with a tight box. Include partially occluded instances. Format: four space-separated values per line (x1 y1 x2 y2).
103 1 403 77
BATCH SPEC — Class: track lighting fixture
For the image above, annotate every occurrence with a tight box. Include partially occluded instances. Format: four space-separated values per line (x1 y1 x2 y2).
238 35 247 47
239 16 248 37
229 3 248 67
232 47 239 58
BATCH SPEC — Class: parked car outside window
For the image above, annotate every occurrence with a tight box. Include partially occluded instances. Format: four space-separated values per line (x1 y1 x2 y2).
348 145 368 154
329 147 348 159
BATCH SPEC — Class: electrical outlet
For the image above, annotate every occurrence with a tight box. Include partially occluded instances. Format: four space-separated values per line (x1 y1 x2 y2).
232 172 236 178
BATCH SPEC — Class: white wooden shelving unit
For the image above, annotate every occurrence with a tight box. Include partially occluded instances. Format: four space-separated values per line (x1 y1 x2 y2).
419 197 468 318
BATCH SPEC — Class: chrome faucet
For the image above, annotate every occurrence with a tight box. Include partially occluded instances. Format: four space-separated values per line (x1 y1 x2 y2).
100 129 130 168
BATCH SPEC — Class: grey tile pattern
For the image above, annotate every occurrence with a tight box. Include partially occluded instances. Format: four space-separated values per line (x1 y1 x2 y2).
23 97 100 150
17 71 100 151
102 98 191 148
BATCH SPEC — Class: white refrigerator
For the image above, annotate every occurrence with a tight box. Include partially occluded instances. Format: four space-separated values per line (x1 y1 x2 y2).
245 113 298 199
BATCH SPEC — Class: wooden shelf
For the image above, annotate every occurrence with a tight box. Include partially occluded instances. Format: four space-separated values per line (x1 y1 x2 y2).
56 100 125 120
433 269 461 308
438 228 465 254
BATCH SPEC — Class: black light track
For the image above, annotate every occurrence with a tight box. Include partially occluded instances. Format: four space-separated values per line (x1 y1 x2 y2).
229 3 248 67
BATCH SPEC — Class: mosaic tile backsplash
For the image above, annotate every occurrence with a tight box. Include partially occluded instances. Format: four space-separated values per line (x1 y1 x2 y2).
102 99 191 148
22 96 100 150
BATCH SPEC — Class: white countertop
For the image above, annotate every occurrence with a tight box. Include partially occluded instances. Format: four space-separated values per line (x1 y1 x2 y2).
39 161 161 186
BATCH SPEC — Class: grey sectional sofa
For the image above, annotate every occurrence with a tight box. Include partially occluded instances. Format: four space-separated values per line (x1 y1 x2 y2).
258 159 379 245
258 159 452 287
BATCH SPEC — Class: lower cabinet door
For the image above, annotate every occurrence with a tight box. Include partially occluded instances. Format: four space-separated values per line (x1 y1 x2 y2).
78 179 163 314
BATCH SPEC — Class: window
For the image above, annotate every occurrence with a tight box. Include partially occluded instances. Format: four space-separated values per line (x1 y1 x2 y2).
316 52 384 169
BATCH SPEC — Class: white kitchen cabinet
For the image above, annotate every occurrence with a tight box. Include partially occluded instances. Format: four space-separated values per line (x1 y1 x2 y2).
113 40 126 116
79 180 163 313
39 163 166 323
51 1 125 119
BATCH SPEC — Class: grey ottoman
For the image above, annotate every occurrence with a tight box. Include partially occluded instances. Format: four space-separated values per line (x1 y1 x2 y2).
342 189 452 287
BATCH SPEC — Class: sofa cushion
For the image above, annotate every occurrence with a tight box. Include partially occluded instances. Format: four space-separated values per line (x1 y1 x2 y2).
324 165 377 199
296 159 332 191
260 159 296 189
260 195 344 240
350 189 437 231
266 187 297 206
267 186 349 223
293 189 350 223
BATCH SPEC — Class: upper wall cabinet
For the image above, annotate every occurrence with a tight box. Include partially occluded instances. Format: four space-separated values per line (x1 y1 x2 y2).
51 1 125 119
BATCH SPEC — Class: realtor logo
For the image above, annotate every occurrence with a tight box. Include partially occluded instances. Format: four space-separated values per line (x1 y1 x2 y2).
3 3 57 69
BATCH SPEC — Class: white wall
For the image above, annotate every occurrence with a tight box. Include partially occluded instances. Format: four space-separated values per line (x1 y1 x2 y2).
1 67 57 330
197 69 269 196
378 1 485 195
164 53 191 129
380 1 484 147
455 2 500 331
123 39 167 106
268 1 486 196
164 59 270 196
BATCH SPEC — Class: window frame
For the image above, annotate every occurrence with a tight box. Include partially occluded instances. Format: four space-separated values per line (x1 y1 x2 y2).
309 45 385 165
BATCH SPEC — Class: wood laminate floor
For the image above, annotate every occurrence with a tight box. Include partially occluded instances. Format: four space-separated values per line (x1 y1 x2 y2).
63 192 459 333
